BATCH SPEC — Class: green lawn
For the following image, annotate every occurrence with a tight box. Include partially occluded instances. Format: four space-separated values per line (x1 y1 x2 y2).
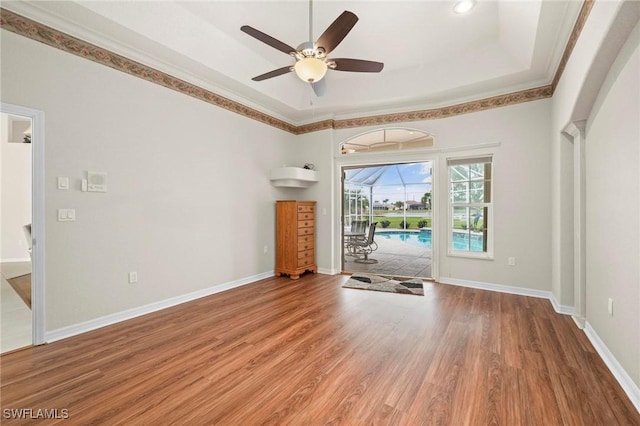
363 215 483 230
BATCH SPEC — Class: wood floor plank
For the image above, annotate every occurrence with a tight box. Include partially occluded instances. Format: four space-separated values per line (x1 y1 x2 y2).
6 274 31 308
501 365 528 425
521 349 565 425
1 274 638 425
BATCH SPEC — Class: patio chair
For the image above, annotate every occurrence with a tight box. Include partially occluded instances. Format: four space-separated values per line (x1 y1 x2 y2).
349 220 368 244
352 222 378 264
351 220 367 236
344 220 368 258
352 220 378 252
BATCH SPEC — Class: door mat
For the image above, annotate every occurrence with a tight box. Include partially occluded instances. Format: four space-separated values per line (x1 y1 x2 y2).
342 273 424 296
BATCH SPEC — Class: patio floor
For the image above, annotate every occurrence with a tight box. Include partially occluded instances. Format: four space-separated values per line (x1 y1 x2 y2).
343 232 432 279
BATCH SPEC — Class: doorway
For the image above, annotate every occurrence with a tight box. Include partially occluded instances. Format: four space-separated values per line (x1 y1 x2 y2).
1 112 33 352
0 103 45 352
341 161 434 279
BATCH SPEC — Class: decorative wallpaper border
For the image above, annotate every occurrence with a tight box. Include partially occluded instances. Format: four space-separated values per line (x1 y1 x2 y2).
552 0 595 91
1 3 591 135
295 85 554 133
0 8 297 134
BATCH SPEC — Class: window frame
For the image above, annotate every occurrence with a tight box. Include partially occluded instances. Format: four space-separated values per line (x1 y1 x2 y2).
447 156 494 260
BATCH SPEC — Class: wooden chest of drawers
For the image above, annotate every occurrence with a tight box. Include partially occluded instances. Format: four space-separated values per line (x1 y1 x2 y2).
275 200 317 279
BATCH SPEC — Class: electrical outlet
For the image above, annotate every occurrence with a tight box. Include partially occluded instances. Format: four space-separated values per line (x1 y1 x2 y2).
608 298 614 316
263 245 268 254
508 257 516 266
128 272 138 284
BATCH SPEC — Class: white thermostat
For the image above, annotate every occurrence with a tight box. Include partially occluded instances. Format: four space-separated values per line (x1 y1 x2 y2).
87 171 107 192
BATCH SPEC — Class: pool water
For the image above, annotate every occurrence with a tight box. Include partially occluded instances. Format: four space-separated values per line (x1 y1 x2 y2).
376 230 484 252
378 230 433 249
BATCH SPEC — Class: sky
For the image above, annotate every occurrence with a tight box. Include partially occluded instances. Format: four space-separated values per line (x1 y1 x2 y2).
344 162 432 203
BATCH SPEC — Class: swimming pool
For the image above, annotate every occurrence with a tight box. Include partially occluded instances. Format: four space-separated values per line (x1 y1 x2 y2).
376 230 484 251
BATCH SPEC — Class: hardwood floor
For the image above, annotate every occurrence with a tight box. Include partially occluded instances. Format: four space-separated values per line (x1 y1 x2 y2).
1 274 638 425
6 274 31 309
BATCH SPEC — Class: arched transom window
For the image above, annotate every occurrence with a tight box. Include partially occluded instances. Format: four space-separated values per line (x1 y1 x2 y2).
341 128 434 154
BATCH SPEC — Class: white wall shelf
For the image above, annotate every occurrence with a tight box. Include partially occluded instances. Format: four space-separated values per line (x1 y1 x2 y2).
270 167 318 188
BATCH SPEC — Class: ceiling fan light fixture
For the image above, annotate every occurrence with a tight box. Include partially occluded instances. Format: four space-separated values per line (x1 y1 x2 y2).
453 0 476 14
242 9 382 93
294 57 328 83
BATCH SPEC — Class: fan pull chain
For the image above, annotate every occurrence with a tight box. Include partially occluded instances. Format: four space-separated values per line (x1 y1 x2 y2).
309 0 313 43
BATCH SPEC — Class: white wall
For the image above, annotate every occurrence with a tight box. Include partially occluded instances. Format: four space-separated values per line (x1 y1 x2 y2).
1 31 298 330
551 0 640 393
0 113 32 261
550 0 634 308
585 21 639 388
303 98 553 291
293 130 335 274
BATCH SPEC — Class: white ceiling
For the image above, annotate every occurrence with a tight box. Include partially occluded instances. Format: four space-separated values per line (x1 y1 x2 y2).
4 1 583 125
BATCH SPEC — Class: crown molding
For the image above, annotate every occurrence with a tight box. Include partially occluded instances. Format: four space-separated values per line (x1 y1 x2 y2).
1 2 592 135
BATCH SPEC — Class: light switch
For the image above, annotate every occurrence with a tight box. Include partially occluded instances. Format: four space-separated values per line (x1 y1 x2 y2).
57 209 76 222
57 176 69 190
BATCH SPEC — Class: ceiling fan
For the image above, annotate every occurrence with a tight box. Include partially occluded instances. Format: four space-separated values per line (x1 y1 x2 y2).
241 1 384 96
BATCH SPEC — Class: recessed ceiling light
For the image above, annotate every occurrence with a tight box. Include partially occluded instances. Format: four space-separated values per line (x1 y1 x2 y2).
453 0 476 14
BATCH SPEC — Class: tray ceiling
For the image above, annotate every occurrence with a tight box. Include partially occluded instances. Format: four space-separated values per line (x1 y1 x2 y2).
2 1 583 125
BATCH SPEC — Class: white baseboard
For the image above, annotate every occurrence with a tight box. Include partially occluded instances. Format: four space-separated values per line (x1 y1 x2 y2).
572 315 586 329
549 292 576 315
318 267 339 275
438 276 551 298
45 270 275 343
437 277 575 316
584 322 640 413
0 257 31 263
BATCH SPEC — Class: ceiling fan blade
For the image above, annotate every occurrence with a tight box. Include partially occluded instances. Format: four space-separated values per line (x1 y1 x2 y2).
241 25 297 55
311 79 326 97
331 58 384 73
316 11 358 55
252 66 293 81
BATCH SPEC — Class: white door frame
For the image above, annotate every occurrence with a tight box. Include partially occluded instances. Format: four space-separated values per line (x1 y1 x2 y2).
334 150 439 280
1 102 46 345
563 120 587 328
